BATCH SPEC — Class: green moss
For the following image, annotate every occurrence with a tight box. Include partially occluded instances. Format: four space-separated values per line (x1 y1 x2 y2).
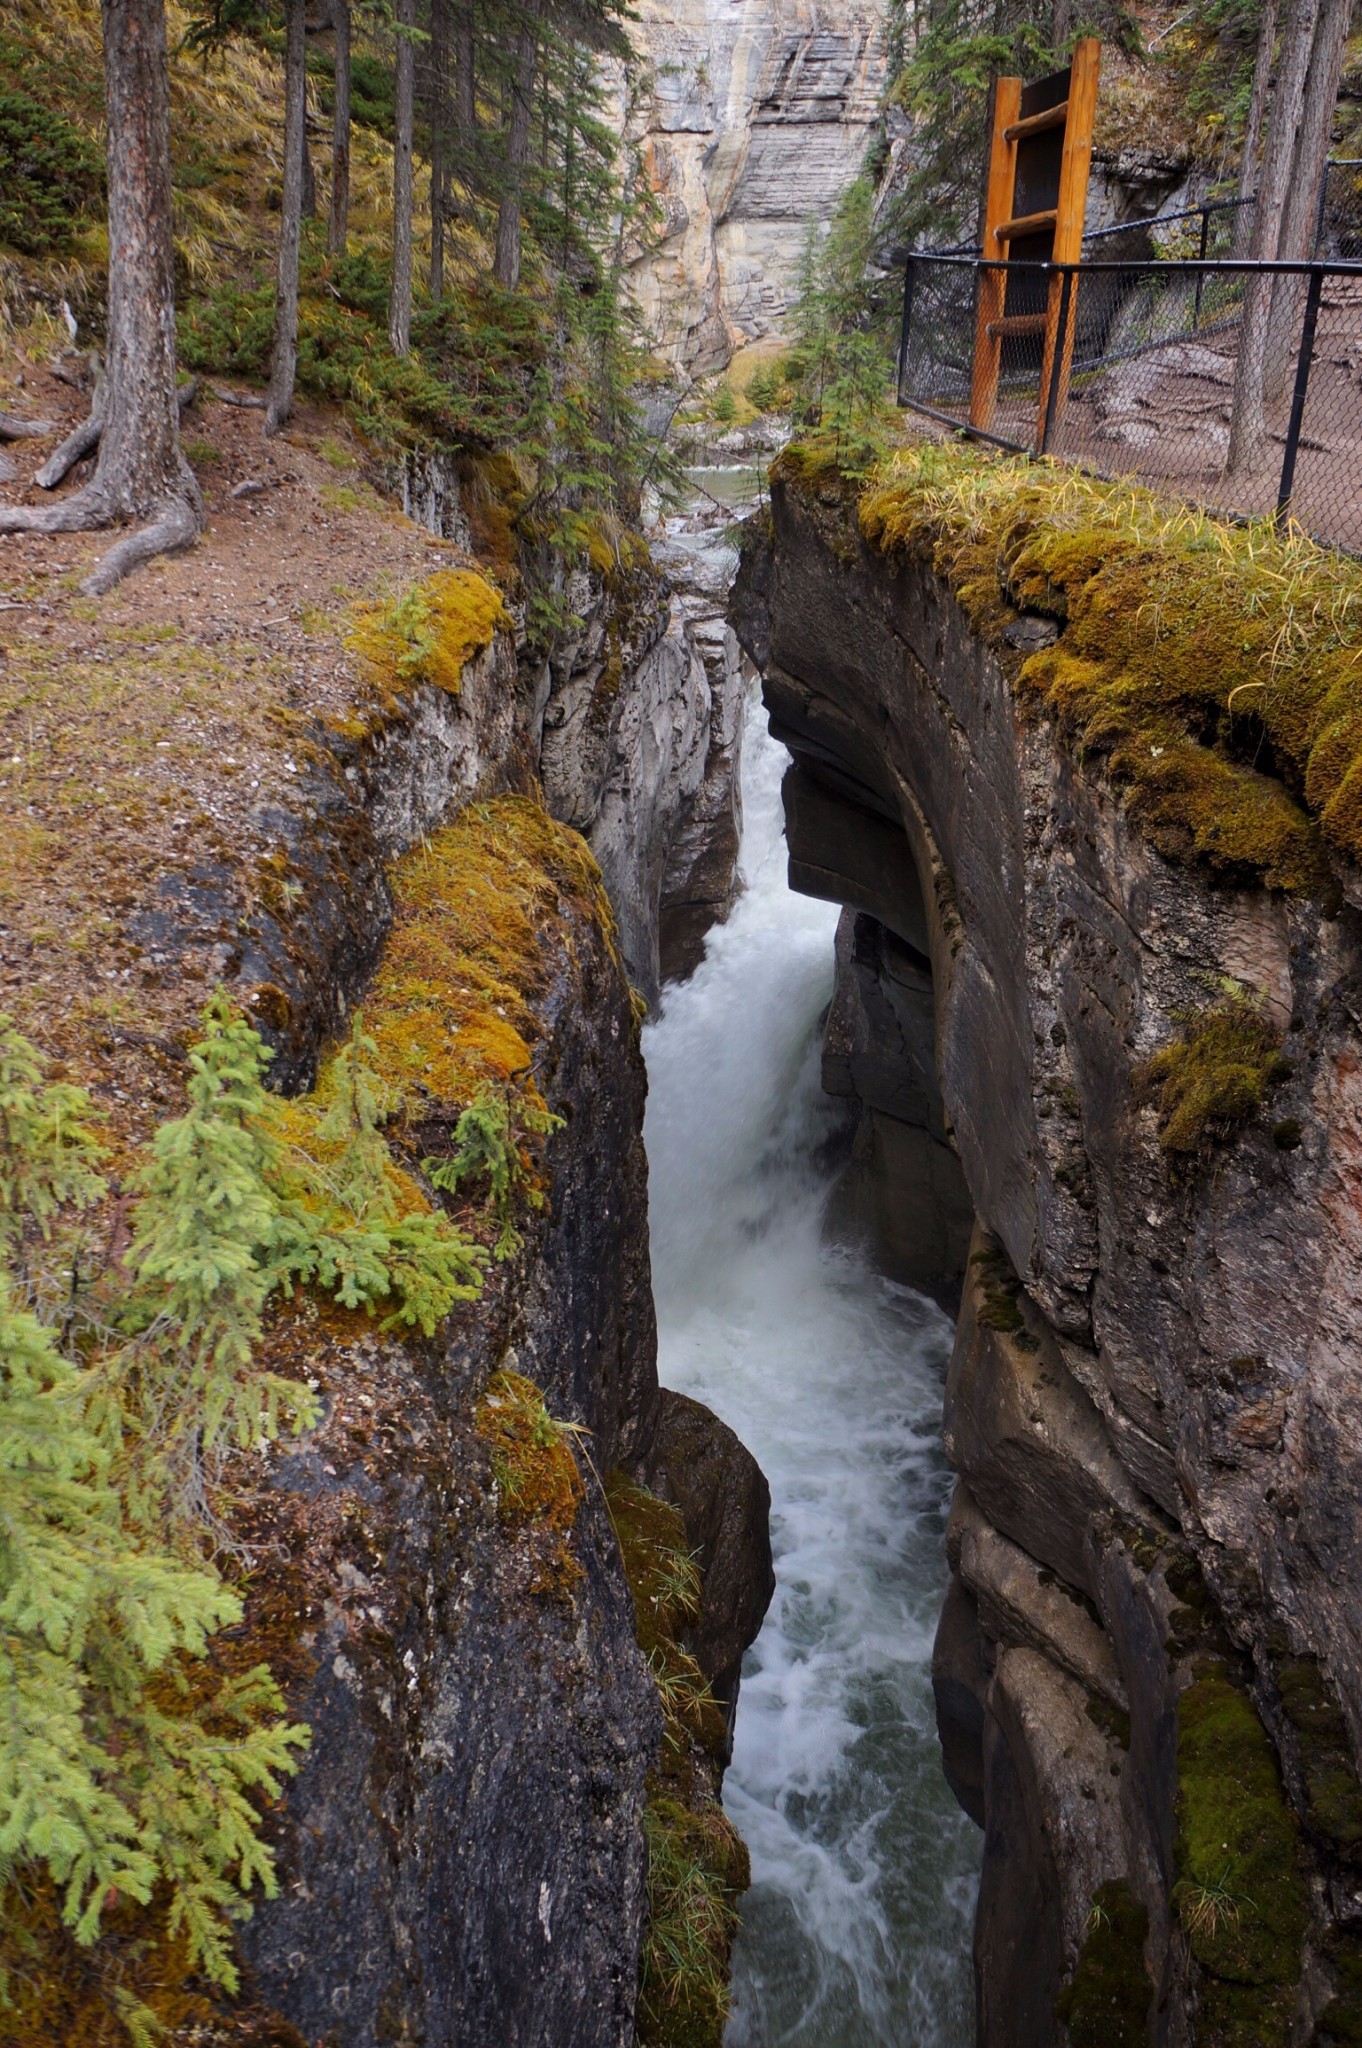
1175 1667 1307 2002
1276 1657 1362 1856
1318 1930 1362 2044
844 441 1362 891
1056 1880 1151 2048
1195 1977 1297 2047
1136 1000 1291 1158
474 1369 585 1593
970 1239 1040 1352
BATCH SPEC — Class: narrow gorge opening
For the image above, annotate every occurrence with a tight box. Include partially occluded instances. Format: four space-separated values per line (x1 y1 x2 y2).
643 483 981 2043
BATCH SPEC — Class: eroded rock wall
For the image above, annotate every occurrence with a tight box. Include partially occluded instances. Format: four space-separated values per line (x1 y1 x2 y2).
613 0 887 371
734 474 1362 2044
127 565 767 2042
384 449 747 1004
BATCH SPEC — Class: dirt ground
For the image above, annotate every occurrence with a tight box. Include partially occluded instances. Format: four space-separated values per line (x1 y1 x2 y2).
0 359 476 1138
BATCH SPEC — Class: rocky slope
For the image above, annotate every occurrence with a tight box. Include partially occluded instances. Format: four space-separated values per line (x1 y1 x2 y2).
613 0 886 371
733 460 1362 2046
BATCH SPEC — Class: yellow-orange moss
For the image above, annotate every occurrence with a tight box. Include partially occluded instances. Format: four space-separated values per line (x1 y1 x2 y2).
844 441 1362 889
474 1368 585 1590
346 569 510 703
365 793 614 1116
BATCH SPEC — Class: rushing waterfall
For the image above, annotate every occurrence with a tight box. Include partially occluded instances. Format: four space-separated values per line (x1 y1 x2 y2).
643 685 981 2047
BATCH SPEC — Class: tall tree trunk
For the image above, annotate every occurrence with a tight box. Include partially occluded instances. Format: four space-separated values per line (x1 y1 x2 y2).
493 0 541 290
456 0 475 133
1278 0 1349 259
329 0 351 256
452 0 475 215
1263 0 1350 400
1225 0 1320 475
430 0 448 297
1237 0 1277 214
389 0 415 354
0 0 203 593
266 0 307 436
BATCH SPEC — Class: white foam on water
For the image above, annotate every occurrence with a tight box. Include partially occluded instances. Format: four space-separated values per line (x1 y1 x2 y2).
643 690 980 2048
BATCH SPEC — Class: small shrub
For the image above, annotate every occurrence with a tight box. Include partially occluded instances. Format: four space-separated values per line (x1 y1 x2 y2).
0 88 101 254
745 362 782 412
0 1012 311 2022
424 1085 561 1260
711 386 736 425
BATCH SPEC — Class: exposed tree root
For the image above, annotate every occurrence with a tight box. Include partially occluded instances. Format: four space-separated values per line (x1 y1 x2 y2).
33 378 198 492
213 385 268 409
35 408 105 491
81 493 202 595
0 487 112 537
0 483 203 594
0 411 57 440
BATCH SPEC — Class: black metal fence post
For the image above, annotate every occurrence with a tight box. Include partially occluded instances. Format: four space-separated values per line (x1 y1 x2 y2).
897 258 916 408
1038 268 1075 456
1194 205 1210 330
1276 263 1325 528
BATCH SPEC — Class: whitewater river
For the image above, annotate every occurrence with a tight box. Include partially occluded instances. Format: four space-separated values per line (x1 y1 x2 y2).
643 673 982 2046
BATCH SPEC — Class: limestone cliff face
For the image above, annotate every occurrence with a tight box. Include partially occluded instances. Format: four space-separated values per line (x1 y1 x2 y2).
125 548 767 2042
614 0 886 371
734 475 1362 2045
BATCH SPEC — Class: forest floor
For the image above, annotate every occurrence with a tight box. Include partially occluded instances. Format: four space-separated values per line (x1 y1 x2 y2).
0 354 479 1144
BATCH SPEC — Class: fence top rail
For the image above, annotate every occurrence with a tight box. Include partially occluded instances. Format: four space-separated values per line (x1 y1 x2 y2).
907 252 1362 276
1083 194 1254 241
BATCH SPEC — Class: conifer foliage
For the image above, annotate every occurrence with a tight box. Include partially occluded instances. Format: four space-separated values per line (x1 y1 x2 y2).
0 996 490 2024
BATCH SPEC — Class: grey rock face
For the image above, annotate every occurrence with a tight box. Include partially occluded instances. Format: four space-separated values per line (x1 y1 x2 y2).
131 540 767 2042
605 0 887 370
239 868 663 2048
733 477 1362 2044
531 543 745 1004
638 1388 776 1710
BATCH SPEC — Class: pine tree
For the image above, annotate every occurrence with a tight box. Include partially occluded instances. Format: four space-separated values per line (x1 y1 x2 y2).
122 993 319 1460
0 1024 310 2003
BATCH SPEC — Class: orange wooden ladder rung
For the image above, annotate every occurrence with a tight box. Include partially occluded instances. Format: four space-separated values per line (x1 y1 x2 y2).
1035 37 1101 450
1003 101 1069 143
985 312 1049 339
994 207 1059 242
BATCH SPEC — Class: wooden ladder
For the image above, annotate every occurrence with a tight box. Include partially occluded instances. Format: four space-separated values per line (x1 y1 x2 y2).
968 38 1101 443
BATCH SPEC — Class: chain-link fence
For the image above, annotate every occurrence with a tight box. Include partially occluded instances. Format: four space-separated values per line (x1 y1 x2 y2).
897 250 1362 550
1319 160 1362 257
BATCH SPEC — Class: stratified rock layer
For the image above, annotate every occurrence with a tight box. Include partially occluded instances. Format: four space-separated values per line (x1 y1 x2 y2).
734 471 1362 2045
613 0 886 370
